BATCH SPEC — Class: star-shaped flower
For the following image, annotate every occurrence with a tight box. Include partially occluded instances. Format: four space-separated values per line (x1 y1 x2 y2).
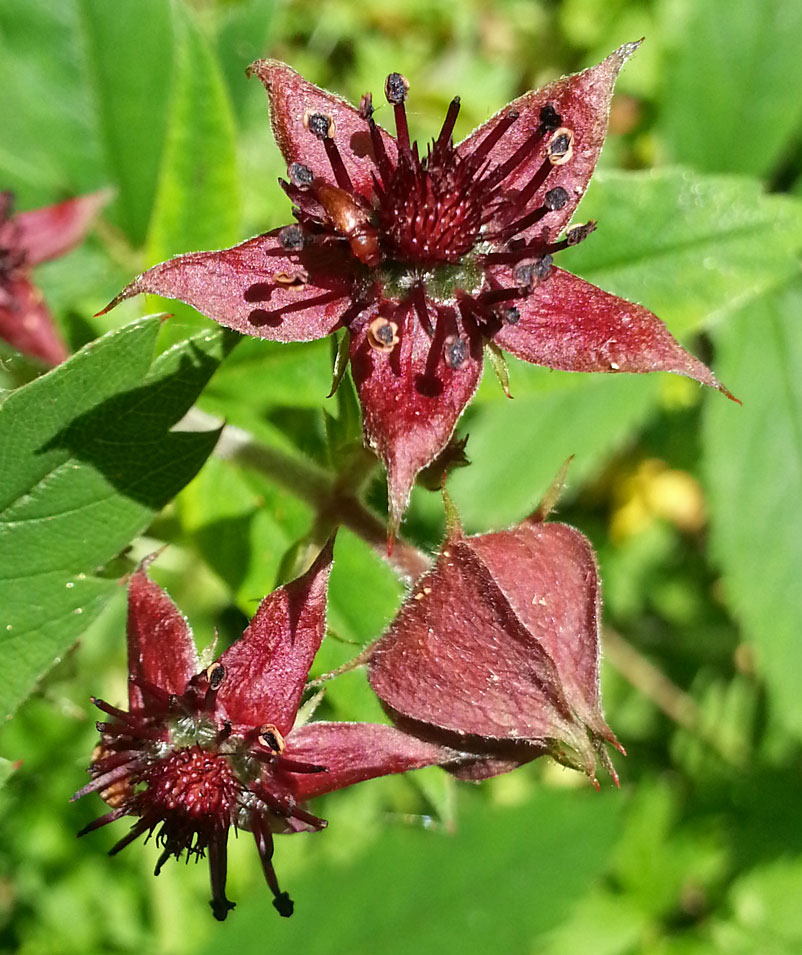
73 543 460 920
0 189 108 365
101 43 730 531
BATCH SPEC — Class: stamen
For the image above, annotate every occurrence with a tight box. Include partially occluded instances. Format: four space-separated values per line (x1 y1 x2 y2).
209 833 236 921
544 186 569 210
251 812 294 918
368 118 394 184
258 724 286 754
545 221 597 254
435 96 461 152
475 286 522 309
288 163 314 189
539 103 562 132
466 110 519 168
385 72 411 154
276 755 328 774
481 120 549 192
279 224 305 251
411 282 434 337
322 137 354 191
547 127 574 166
206 664 226 691
515 255 553 289
303 111 336 140
367 316 400 353
501 305 520 325
443 335 469 370
358 92 374 120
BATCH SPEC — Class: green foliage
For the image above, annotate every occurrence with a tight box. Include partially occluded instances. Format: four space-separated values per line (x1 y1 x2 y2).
0 318 233 718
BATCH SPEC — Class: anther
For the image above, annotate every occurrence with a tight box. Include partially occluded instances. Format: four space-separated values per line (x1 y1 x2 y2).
544 186 569 211
367 316 400 354
539 103 563 132
547 128 574 166
273 268 309 286
304 111 335 139
279 224 305 251
288 162 314 188
258 724 286 754
358 92 374 121
443 335 469 370
501 305 520 325
206 664 226 691
565 221 596 245
384 72 409 104
515 255 553 288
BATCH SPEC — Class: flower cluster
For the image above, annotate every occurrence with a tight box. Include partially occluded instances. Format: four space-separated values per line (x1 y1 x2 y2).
101 43 730 532
74 544 460 920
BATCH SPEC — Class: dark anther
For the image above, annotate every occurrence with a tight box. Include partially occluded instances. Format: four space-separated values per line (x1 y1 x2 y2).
273 892 294 918
258 723 286 753
279 224 305 251
305 111 334 140
444 335 469 369
539 103 562 131
566 221 597 246
358 92 374 120
501 305 520 325
515 255 553 288
207 664 226 690
544 186 569 211
547 128 574 166
367 316 400 354
260 730 280 751
288 162 314 188
384 72 409 104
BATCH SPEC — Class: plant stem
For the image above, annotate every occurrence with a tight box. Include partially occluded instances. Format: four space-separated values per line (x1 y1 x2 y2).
182 407 432 582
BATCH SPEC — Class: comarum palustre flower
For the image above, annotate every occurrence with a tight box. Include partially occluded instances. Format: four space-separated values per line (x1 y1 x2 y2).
73 543 460 920
368 485 623 788
0 189 108 365
101 42 731 531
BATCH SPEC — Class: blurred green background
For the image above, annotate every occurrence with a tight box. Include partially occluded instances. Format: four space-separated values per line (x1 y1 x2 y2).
2 0 802 952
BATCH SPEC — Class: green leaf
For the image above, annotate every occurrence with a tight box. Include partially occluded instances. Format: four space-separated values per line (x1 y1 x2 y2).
201 785 623 954
657 0 802 178
146 2 240 263
703 278 802 738
565 168 802 337
439 372 661 531
0 0 103 200
0 317 235 719
79 0 174 245
0 756 17 788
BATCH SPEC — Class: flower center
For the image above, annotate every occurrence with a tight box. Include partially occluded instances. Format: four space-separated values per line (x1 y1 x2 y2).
142 745 241 822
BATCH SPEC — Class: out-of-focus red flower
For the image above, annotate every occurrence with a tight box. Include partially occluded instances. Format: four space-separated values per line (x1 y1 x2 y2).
368 501 623 788
73 543 460 920
101 43 731 531
0 189 108 365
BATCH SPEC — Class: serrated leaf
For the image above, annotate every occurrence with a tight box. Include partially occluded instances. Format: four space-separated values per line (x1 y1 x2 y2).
79 0 173 245
146 2 240 263
566 169 802 336
658 0 802 178
0 317 235 719
703 278 802 738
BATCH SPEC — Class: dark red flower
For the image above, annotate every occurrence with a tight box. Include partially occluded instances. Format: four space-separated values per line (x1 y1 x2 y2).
367 499 623 787
73 543 459 920
101 43 730 530
0 189 109 365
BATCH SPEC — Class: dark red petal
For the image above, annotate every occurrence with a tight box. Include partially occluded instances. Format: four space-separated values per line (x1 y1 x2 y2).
248 60 397 200
282 721 460 801
127 566 198 709
466 521 618 747
350 304 482 532
0 275 69 365
99 231 354 343
457 42 640 240
14 190 110 267
368 537 582 745
215 541 334 735
491 265 732 395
